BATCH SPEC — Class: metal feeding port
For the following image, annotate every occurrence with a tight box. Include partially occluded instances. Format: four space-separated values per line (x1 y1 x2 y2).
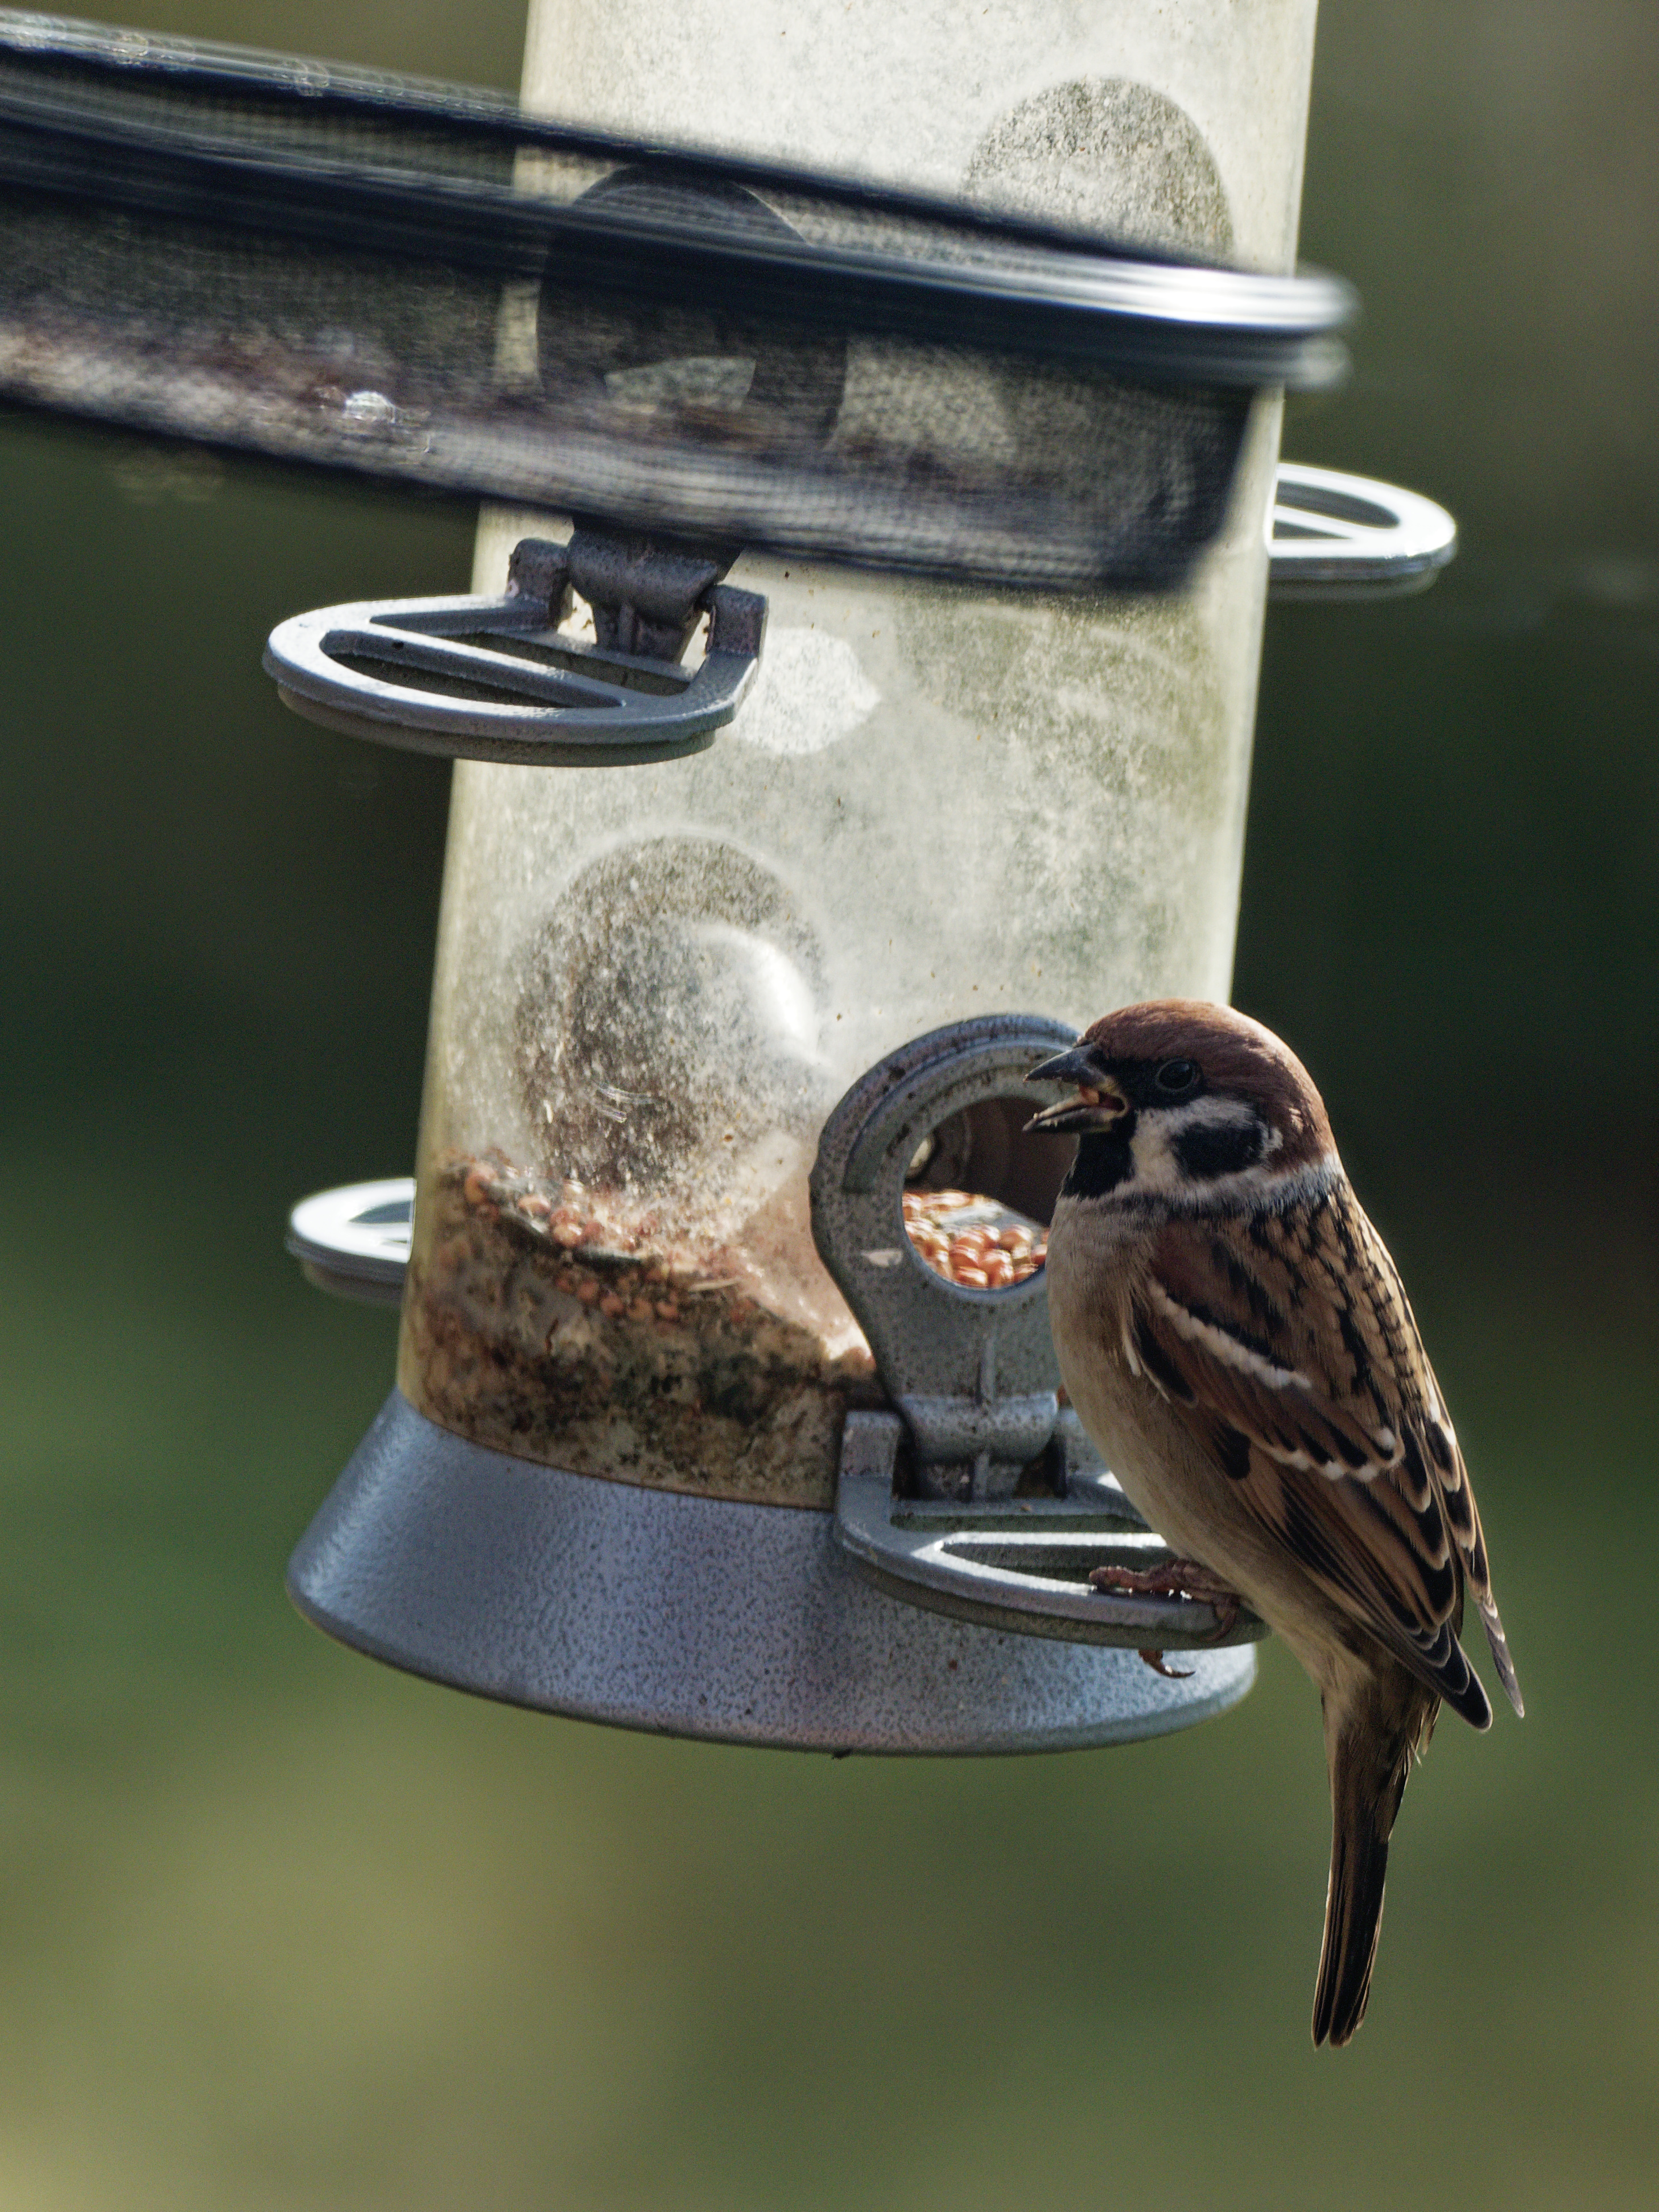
810 1017 1264 1652
264 529 766 766
286 1178 412 1305
1268 463 1458 600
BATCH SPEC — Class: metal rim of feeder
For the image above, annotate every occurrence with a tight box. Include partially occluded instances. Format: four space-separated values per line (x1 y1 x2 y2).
834 1415 1265 1652
264 581 766 766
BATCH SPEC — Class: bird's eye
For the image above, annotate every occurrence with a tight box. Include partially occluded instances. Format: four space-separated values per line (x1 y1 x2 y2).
1154 1058 1200 1096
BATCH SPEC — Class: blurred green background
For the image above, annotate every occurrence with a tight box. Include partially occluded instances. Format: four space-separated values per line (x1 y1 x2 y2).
2 1 1655 2203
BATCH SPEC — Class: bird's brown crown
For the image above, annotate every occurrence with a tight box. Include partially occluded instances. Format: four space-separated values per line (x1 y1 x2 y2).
1076 1000 1335 1171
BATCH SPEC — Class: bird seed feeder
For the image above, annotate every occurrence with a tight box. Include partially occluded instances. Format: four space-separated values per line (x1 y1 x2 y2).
1 3 1455 1752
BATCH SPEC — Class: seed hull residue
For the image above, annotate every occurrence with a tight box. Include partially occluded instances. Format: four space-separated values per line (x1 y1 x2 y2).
402 1151 877 1509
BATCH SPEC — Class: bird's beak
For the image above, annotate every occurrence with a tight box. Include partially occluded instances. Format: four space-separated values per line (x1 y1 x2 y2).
1023 1048 1128 1134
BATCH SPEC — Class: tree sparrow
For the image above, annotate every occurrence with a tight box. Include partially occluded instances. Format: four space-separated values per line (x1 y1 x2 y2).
1026 1000 1523 2047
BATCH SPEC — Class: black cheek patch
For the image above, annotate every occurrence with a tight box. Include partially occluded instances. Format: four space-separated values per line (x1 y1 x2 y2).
1173 1117 1266 1182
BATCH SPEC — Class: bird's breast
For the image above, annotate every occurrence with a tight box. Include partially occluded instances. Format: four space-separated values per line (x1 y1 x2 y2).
1043 1196 1252 1567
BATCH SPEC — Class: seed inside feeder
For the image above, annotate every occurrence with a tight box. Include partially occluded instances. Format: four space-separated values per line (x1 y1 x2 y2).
401 1149 877 1509
901 1187 1047 1289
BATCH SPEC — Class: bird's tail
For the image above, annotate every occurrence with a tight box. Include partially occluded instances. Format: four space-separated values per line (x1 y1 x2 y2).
1312 1673 1433 2048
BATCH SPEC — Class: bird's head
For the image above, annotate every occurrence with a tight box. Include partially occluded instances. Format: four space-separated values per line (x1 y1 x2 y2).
1025 1000 1335 1202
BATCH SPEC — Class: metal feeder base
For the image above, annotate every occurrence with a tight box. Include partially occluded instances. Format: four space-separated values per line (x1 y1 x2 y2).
290 1392 1257 1755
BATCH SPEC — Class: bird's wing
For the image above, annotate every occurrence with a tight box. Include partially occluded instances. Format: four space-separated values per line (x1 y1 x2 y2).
1130 1181 1522 1722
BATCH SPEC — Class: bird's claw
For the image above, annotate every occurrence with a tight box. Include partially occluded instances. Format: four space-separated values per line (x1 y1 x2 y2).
1137 1648 1194 1679
1090 1558 1244 1641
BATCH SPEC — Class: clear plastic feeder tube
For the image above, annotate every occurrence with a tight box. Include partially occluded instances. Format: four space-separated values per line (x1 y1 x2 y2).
399 0 1320 1508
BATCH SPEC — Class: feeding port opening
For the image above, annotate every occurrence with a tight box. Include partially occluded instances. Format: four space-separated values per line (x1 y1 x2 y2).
901 1098 1072 1293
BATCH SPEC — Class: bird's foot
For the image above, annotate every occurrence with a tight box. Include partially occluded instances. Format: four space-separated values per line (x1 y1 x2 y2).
1136 1648 1194 1679
1090 1558 1243 1639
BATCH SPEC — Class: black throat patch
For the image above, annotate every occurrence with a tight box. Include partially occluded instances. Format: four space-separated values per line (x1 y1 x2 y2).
1059 1122 1135 1200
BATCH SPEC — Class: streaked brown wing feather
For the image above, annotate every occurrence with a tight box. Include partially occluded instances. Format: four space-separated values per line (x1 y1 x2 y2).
1135 1181 1522 1719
